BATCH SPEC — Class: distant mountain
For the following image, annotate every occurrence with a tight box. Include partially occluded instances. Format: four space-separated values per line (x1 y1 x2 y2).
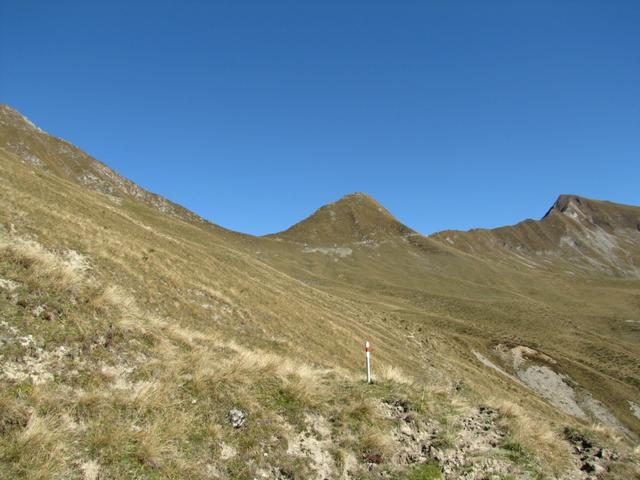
431 194 640 277
269 192 415 244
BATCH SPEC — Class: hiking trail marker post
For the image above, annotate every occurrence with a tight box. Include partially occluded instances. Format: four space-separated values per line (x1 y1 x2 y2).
365 341 372 384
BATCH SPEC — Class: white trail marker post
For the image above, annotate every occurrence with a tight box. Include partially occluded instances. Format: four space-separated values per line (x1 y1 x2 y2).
365 341 372 384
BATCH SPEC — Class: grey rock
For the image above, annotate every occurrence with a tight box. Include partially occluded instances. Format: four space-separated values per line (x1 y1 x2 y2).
229 408 247 428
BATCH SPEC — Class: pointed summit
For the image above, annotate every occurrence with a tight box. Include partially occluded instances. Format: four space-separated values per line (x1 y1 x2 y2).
543 194 640 231
542 194 584 219
269 192 416 244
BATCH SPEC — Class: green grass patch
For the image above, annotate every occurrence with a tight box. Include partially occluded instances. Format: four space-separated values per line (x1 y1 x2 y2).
403 462 442 480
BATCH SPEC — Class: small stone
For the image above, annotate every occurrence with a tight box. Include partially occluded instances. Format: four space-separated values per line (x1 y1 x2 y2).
229 408 246 428
580 461 596 473
593 462 606 475
0 278 19 291
361 453 383 464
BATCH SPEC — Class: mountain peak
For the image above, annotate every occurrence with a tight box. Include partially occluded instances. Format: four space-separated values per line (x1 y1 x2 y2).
335 191 378 203
543 194 640 231
332 192 393 215
269 192 415 244
542 194 605 220
548 194 585 213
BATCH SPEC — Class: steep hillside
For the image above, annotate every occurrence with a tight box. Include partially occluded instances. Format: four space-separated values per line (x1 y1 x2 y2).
0 105 209 226
1 105 639 479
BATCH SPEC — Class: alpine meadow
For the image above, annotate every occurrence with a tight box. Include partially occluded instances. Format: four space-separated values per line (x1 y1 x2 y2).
1 104 639 479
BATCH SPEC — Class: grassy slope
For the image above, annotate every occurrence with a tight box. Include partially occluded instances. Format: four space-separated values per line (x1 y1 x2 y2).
1 106 639 479
262 194 640 436
0 147 451 480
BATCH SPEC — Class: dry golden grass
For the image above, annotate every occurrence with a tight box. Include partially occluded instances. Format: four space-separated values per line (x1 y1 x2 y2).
2 132 639 479
0 235 88 294
94 284 137 315
0 224 624 480
3 413 70 480
589 422 625 446
491 398 574 475
133 413 186 470
377 364 413 385
361 428 394 457
79 459 100 480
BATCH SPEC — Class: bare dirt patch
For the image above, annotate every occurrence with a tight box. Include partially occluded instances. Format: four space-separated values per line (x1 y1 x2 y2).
286 414 336 480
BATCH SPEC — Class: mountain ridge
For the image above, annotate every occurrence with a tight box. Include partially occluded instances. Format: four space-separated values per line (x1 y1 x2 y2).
430 193 640 277
0 104 216 228
3 104 639 253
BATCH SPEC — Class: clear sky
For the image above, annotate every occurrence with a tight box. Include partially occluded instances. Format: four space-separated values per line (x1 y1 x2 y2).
1 1 639 235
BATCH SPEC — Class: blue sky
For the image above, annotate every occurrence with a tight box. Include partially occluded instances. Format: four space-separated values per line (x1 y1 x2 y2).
1 1 639 235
